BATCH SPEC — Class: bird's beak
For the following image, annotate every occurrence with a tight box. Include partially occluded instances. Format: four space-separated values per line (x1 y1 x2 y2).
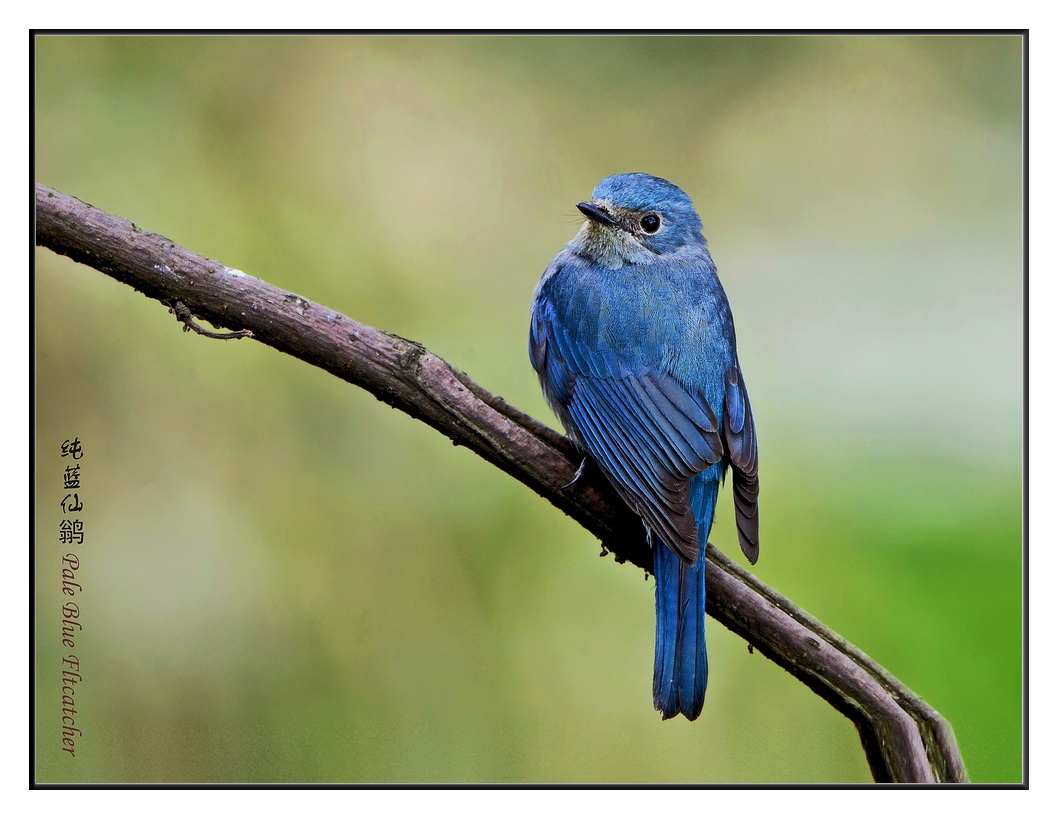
577 201 621 228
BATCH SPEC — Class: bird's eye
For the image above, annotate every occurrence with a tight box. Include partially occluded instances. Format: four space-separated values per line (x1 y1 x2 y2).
640 213 662 234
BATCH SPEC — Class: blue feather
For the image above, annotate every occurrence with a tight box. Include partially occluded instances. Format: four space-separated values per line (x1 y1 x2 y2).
530 173 759 719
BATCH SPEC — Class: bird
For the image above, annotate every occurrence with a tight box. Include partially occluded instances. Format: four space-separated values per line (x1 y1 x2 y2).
529 173 759 720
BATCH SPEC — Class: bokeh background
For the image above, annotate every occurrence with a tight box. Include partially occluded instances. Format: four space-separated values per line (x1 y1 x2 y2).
34 35 1023 784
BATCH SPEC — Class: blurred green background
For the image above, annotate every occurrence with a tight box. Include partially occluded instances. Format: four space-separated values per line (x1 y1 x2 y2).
34 35 1022 784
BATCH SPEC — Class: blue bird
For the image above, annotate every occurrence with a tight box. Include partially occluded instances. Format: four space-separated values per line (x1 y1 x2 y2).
530 173 759 720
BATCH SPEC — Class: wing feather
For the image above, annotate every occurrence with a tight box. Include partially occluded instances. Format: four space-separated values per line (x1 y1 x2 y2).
724 366 760 563
531 307 725 565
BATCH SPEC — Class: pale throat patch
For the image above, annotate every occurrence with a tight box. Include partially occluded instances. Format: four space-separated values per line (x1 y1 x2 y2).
572 210 655 269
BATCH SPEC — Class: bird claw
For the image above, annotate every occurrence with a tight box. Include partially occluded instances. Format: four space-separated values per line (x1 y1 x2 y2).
562 457 588 489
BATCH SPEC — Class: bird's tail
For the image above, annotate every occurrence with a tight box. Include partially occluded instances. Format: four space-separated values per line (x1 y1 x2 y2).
652 476 718 721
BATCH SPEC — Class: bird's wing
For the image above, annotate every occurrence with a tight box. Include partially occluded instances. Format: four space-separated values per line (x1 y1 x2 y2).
724 366 760 564
531 306 724 565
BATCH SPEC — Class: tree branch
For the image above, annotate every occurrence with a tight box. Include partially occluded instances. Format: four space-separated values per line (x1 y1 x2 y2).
34 182 968 784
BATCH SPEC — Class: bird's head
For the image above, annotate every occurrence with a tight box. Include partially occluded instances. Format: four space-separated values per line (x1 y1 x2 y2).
569 173 706 267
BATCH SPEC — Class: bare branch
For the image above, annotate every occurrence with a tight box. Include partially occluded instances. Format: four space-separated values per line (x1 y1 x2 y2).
34 182 968 783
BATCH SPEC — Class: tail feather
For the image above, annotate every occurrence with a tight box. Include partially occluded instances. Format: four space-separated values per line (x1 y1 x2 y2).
653 541 706 720
652 538 681 717
676 553 706 717
652 474 718 721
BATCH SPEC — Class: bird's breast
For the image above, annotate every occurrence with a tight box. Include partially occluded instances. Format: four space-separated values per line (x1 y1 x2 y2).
542 256 734 381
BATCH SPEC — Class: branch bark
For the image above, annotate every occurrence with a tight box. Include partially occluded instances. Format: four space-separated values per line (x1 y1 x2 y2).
34 182 968 784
